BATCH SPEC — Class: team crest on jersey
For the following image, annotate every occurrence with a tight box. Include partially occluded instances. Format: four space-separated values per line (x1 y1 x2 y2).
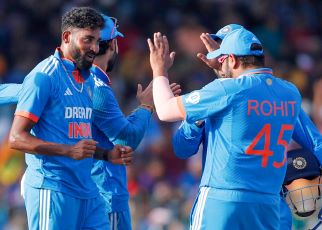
293 157 307 170
185 92 200 104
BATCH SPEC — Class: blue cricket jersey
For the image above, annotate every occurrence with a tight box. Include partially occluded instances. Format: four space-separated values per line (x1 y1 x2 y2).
90 65 152 211
16 49 98 198
179 68 302 198
0 84 21 105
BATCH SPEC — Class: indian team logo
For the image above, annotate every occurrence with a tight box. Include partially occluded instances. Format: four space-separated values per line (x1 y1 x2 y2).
218 25 232 35
185 92 200 104
293 157 307 170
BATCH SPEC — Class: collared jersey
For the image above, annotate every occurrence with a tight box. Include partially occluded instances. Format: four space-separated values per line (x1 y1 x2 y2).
180 68 302 196
16 49 98 198
90 65 151 211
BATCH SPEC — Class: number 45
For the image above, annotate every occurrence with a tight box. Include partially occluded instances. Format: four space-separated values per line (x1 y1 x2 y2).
245 124 293 168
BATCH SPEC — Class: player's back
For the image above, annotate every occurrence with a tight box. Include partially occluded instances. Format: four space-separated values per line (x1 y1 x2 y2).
201 70 301 198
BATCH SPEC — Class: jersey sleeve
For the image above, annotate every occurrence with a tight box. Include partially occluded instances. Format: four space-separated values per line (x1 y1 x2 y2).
0 84 21 105
172 120 204 159
181 79 228 123
15 72 52 123
292 108 322 164
93 85 152 149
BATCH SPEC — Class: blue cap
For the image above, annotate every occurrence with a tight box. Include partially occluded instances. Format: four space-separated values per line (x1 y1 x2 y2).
206 28 263 59
210 24 243 41
100 15 124 41
283 148 321 185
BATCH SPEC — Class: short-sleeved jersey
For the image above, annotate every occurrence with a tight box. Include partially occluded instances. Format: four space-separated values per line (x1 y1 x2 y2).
16 49 98 198
90 65 151 211
180 68 302 196
0 84 21 105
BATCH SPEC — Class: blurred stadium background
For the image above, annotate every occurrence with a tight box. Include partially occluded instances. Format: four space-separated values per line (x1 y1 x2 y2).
0 0 322 229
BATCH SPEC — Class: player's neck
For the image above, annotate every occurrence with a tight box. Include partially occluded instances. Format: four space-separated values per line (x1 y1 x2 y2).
233 66 262 78
59 44 74 62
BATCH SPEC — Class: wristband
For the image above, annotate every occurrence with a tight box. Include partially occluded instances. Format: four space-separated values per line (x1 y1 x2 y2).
93 149 109 161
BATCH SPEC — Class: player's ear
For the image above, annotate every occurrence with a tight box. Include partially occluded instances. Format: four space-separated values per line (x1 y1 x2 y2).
229 54 238 69
62 31 71 44
110 39 117 52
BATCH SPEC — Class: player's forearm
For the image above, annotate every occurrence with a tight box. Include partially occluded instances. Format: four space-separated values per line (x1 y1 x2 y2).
9 131 70 156
173 122 204 158
153 76 184 121
112 108 151 149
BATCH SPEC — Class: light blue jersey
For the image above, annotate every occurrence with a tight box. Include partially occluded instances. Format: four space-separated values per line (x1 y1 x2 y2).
90 65 151 216
175 69 322 230
180 68 302 198
16 48 98 198
0 84 21 105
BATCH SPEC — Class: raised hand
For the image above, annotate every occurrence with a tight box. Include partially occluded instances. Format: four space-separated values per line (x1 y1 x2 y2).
137 81 153 106
170 83 181 96
67 139 97 160
197 33 221 71
147 32 175 77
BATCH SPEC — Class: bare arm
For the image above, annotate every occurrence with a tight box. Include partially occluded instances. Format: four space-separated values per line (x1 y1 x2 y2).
9 115 96 160
148 32 185 121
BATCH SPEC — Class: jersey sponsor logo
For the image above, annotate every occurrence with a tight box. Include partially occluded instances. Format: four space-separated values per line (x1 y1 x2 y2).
65 107 93 138
247 100 297 117
185 92 200 104
65 107 92 119
64 88 73 96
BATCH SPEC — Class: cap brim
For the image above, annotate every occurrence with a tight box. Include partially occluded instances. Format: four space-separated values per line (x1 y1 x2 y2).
116 31 124 38
210 33 223 41
206 49 222 60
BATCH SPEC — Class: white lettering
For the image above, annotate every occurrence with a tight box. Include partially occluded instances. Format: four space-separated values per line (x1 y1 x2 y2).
65 107 93 119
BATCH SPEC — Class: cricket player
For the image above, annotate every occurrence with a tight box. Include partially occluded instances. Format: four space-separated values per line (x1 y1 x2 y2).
148 28 310 229
173 24 322 230
90 15 153 230
8 7 132 230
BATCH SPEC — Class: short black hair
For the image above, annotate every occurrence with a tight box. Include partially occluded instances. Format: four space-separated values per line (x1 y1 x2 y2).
236 55 265 68
97 40 113 56
61 7 104 32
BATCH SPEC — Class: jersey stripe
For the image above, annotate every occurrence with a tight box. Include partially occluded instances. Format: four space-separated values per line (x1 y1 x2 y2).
47 59 59 76
40 56 54 73
191 187 210 230
44 58 58 75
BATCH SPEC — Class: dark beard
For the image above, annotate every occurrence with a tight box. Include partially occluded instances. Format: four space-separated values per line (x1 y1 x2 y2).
106 51 118 72
70 43 95 70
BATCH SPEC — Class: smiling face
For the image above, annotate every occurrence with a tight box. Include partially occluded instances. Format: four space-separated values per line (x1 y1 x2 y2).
63 27 101 70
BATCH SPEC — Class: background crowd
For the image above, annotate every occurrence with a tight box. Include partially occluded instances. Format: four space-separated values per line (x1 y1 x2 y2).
0 0 322 229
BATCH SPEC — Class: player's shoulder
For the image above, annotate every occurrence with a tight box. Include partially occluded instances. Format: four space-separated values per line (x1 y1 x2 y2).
34 55 59 77
274 77 301 96
211 77 249 95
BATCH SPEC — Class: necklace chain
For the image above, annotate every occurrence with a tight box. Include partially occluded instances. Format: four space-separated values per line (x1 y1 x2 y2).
56 57 84 93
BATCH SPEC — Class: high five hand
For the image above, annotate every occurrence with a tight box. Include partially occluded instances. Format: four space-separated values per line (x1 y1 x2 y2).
197 33 221 70
147 32 175 78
